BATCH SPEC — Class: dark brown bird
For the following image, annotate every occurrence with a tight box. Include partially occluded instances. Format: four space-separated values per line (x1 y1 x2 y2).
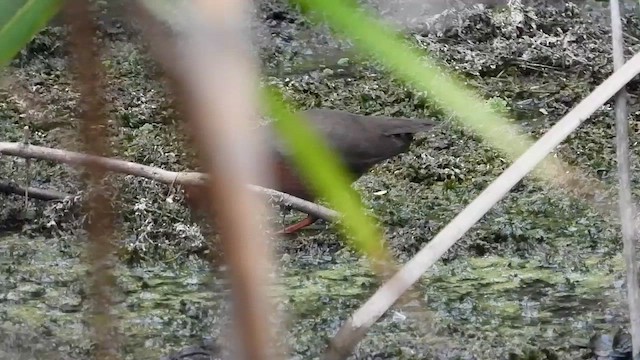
267 108 437 234
183 108 437 234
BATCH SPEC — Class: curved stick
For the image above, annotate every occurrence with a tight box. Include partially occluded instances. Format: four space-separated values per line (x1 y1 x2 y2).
0 141 339 221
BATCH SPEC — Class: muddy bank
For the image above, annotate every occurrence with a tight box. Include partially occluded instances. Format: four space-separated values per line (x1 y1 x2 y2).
1 1 640 359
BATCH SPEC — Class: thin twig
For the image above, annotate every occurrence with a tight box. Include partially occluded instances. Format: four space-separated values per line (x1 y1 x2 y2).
22 126 31 211
0 141 338 222
324 51 640 360
609 0 640 355
0 180 71 200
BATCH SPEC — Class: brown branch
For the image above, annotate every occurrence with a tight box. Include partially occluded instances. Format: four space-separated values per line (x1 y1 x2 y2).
0 142 338 222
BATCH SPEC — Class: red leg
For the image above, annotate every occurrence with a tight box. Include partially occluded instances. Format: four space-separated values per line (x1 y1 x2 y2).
277 215 319 235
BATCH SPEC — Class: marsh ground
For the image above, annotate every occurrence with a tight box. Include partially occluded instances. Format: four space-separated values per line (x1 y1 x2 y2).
1 1 639 359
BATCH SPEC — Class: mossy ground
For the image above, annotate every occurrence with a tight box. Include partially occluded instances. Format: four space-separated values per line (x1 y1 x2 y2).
1 1 639 359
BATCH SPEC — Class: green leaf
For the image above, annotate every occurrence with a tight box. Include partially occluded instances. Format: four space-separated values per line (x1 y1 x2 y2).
262 87 390 262
291 0 565 179
0 0 64 69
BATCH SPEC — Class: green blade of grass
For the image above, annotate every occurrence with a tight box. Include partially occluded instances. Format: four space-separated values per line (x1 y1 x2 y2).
292 0 566 179
0 0 63 68
0 0 27 31
262 87 390 263
140 0 394 265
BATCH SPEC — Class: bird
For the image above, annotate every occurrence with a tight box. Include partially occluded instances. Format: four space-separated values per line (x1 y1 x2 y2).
183 108 438 235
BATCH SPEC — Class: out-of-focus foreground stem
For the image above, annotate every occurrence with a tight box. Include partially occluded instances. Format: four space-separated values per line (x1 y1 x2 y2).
162 1 281 359
64 0 120 359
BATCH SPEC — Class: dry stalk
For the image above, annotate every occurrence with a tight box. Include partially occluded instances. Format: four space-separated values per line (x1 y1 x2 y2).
0 141 338 222
64 0 120 359
609 0 640 354
324 51 640 360
142 0 282 358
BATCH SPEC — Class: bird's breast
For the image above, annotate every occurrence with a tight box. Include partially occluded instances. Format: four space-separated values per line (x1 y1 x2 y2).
272 158 314 201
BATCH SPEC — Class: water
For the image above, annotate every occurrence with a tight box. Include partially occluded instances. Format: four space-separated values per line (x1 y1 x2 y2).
0 233 629 359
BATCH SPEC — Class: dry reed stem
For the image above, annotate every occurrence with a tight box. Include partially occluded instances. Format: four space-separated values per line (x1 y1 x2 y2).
609 0 640 354
324 51 640 360
64 0 120 359
164 0 281 358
